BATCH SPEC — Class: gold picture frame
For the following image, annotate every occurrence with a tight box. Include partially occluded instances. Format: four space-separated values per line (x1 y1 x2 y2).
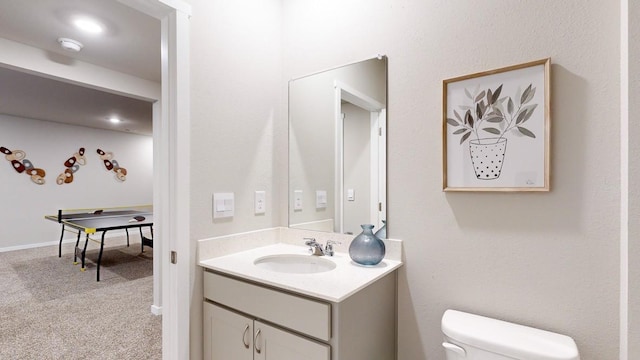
443 58 551 192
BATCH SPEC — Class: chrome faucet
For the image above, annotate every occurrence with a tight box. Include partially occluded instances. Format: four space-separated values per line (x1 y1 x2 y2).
324 240 341 256
304 238 341 256
304 238 324 255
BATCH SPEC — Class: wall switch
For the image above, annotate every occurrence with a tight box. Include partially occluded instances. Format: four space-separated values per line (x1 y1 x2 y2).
294 190 303 210
255 191 266 214
213 192 234 219
347 188 355 201
316 190 327 209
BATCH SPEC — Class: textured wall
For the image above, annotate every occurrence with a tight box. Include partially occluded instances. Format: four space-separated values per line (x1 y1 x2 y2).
282 1 620 359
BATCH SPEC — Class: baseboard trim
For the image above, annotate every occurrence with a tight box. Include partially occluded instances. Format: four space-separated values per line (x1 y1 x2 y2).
0 231 142 253
0 238 77 253
150 304 162 315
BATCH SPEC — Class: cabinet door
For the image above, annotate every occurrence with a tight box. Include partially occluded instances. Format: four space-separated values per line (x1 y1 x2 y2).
203 302 253 360
254 321 330 360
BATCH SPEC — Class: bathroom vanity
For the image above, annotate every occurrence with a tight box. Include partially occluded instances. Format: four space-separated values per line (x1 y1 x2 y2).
199 234 402 360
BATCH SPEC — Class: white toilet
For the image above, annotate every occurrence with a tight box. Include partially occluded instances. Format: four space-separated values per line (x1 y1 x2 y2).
441 309 580 360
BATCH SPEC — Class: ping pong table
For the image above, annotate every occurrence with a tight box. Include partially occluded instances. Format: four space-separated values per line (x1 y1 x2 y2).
45 205 153 281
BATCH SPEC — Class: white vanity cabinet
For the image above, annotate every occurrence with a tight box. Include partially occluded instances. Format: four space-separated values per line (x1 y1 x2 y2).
203 302 330 360
203 269 397 360
203 302 253 360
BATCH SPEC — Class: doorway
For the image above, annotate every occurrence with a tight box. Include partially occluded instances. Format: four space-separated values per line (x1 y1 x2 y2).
334 81 387 235
119 1 192 358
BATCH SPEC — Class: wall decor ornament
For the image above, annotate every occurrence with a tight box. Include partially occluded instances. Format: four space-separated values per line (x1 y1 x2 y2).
97 148 127 182
443 58 550 192
56 147 86 185
0 146 46 185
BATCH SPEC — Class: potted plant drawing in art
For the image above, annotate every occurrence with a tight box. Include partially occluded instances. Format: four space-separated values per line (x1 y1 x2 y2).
442 58 551 192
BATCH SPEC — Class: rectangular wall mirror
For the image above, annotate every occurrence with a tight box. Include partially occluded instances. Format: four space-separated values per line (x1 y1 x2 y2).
288 56 387 237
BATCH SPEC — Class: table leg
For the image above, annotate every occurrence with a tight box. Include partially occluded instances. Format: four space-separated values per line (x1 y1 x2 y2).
140 225 153 252
58 224 65 258
125 228 130 247
96 231 107 282
80 233 89 271
139 227 144 252
73 230 82 265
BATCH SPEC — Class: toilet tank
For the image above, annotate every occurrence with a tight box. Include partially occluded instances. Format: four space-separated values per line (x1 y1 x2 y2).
441 310 580 360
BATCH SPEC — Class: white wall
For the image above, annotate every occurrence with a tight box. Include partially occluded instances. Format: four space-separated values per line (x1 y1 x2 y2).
282 1 620 359
288 71 337 227
0 38 160 101
626 0 640 357
186 0 283 358
188 0 283 240
0 114 153 250
185 1 624 359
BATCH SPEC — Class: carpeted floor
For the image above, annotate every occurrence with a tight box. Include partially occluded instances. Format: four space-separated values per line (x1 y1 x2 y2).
0 241 162 360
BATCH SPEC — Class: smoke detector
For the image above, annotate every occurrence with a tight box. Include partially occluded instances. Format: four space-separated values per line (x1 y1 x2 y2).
57 38 83 52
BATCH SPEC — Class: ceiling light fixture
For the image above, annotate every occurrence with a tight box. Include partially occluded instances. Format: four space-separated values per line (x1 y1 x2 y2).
109 117 122 124
73 17 104 34
57 38 83 52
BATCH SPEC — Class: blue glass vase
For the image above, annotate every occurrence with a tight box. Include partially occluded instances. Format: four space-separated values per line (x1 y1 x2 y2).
349 224 386 266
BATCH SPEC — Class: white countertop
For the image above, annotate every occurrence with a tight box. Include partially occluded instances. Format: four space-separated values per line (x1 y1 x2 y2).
199 243 403 303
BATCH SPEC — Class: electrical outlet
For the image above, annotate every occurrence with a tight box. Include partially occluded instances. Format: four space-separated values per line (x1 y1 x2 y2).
255 191 266 214
294 190 303 210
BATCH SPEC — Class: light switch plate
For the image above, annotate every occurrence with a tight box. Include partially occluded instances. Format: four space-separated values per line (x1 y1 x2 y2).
213 192 234 219
347 188 355 201
255 191 266 214
294 190 303 210
316 190 327 208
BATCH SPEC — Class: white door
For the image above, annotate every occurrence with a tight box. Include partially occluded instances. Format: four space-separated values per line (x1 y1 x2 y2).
203 303 253 360
254 321 330 360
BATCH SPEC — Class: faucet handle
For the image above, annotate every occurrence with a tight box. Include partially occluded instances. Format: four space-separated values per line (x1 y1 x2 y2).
304 237 316 246
324 240 341 256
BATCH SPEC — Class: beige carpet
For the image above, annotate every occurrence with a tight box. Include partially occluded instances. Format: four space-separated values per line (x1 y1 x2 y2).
0 241 161 360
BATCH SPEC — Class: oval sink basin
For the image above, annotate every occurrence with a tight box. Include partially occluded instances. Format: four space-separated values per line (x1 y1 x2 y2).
253 254 336 274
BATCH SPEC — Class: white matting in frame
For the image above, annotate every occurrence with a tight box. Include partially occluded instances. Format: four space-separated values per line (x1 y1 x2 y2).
443 58 550 192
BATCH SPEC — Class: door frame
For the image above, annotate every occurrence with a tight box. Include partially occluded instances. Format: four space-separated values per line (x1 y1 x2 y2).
334 81 386 233
119 0 191 359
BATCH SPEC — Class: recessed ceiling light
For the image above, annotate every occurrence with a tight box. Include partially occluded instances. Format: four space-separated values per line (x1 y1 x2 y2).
109 117 121 123
73 17 104 34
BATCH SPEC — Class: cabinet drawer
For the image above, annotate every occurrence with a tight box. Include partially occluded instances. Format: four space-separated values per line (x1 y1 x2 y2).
204 271 331 341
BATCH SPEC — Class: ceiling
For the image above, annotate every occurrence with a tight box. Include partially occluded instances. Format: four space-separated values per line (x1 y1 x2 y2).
0 0 160 136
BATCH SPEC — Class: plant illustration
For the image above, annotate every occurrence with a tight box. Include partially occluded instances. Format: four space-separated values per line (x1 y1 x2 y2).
447 83 538 145
446 82 539 180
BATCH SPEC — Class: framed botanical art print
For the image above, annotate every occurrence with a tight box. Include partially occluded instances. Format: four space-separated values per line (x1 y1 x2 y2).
443 58 550 192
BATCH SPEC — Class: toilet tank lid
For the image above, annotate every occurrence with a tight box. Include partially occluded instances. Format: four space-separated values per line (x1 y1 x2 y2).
442 310 580 360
